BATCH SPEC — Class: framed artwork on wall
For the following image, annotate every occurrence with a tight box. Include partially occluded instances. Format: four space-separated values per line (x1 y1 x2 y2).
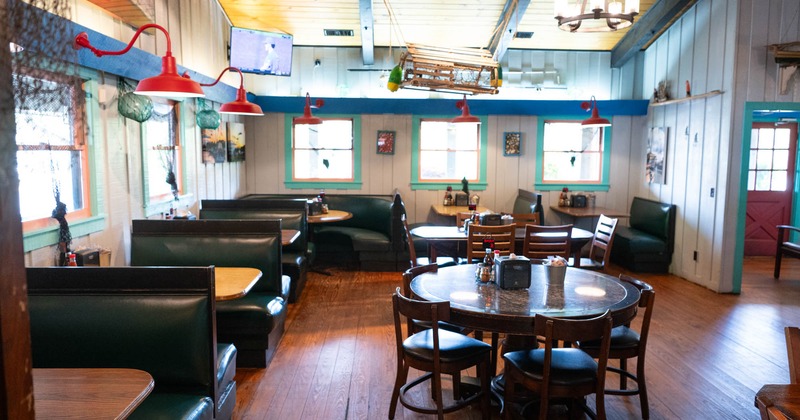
646 127 668 184
227 122 246 162
504 132 521 156
201 125 227 164
377 130 395 155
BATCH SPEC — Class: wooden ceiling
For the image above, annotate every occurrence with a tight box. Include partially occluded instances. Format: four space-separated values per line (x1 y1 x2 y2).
217 0 658 52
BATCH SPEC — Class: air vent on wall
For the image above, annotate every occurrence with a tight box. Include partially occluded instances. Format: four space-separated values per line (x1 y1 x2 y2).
514 31 534 39
324 29 354 37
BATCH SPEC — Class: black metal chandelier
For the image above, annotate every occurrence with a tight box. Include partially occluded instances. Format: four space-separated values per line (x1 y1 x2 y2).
554 0 640 33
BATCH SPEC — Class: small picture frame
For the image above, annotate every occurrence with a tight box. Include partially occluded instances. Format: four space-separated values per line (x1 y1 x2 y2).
377 130 395 155
504 132 521 156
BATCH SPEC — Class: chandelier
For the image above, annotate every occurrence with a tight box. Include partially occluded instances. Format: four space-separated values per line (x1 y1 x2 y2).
554 0 640 33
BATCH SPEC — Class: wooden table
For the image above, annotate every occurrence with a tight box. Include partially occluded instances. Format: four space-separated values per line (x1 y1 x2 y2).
550 205 630 219
34 368 154 419
214 267 262 301
755 384 800 419
410 225 594 266
308 210 352 224
431 204 492 217
282 229 300 245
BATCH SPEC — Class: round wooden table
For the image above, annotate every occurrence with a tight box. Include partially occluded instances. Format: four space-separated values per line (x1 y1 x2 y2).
410 263 639 335
307 209 352 224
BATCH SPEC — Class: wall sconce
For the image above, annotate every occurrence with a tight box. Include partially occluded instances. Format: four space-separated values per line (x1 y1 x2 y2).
580 96 611 128
452 94 480 123
73 24 204 98
200 67 263 116
294 92 324 125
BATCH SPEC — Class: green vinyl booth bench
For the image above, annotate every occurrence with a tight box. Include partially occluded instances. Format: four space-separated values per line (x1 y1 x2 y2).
610 196 677 273
199 198 310 303
130 219 289 368
240 191 407 271
27 266 235 420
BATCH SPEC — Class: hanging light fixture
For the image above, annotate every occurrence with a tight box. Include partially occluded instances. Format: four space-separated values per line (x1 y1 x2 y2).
554 0 639 33
73 24 204 98
452 94 480 123
200 67 263 116
294 92 324 125
580 96 611 128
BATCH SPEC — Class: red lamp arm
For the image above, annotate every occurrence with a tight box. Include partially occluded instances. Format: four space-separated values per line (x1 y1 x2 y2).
200 67 245 88
74 23 173 57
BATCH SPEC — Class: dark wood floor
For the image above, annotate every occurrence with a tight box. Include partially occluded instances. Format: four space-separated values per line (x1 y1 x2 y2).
233 257 800 419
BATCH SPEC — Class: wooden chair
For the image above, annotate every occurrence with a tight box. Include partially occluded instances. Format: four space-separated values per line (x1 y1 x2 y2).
570 214 618 271
775 225 800 279
402 214 456 268
389 288 491 420
503 311 613 420
512 212 540 229
456 211 473 227
466 223 516 263
578 274 655 420
786 326 800 384
521 224 573 261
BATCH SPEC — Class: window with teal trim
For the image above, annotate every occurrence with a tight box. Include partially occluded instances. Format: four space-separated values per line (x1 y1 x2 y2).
15 70 91 232
289 117 358 184
411 116 488 191
143 100 184 207
536 119 610 191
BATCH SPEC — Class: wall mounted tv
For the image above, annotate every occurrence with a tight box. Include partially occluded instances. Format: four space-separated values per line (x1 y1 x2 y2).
229 27 293 76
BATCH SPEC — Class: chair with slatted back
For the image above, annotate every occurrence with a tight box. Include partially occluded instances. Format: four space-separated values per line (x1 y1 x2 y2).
787 326 800 384
466 224 516 263
578 274 655 420
402 214 457 268
521 224 573 261
503 311 613 420
456 211 473 227
570 214 618 271
512 213 540 229
389 288 491 420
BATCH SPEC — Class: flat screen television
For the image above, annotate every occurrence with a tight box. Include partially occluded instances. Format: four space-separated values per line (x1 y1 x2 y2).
229 26 293 76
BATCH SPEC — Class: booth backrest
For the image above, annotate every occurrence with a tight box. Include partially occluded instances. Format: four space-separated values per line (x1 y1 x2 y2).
200 199 308 254
130 219 282 294
629 197 677 245
27 266 217 399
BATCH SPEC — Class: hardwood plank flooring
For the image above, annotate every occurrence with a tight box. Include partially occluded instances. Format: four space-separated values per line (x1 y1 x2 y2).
234 257 800 419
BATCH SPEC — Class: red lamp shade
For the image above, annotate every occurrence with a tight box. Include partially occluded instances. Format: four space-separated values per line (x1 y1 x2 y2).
580 96 611 128
201 67 264 116
73 25 204 99
294 93 324 125
452 94 480 123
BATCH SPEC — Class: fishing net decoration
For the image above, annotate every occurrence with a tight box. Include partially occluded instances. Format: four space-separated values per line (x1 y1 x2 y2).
118 78 153 122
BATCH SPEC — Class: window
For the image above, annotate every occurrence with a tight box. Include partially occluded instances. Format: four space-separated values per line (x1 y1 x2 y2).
284 115 362 189
535 119 611 191
15 71 90 231
142 101 184 210
748 125 793 191
411 116 488 190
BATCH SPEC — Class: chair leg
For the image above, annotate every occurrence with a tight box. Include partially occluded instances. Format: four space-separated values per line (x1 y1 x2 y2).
637 357 650 419
619 358 628 390
389 363 409 419
491 332 500 375
433 371 444 420
502 372 515 420
775 251 783 279
452 371 461 400
480 359 491 420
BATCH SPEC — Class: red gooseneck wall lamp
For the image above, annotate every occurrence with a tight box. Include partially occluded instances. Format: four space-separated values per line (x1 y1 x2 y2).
294 93 325 125
452 94 481 123
73 24 204 98
200 67 263 116
580 96 611 128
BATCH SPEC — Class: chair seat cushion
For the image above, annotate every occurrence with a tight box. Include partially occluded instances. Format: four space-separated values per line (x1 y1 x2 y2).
316 226 391 251
416 256 459 267
129 393 214 420
614 226 667 253
216 293 286 341
404 329 491 363
504 348 598 387
216 343 237 391
580 325 640 351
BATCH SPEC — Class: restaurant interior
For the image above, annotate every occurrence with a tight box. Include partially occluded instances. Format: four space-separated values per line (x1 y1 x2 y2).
2 0 800 418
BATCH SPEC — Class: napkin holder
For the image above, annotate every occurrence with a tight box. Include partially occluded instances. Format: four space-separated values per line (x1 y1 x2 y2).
495 255 531 289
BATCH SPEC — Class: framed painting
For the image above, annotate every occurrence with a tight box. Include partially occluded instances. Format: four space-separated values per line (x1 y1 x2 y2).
201 125 227 164
504 132 521 156
646 127 668 184
377 130 395 155
227 122 246 162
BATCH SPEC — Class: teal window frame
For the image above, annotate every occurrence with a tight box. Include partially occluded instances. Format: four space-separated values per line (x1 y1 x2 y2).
410 115 489 191
534 116 611 192
22 67 107 252
141 101 192 217
284 114 362 189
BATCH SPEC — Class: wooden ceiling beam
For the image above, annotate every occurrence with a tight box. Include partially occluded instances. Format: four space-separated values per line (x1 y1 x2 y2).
611 0 697 68
359 0 374 65
488 0 531 62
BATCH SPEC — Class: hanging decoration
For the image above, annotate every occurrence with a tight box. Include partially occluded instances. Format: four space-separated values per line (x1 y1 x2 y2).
117 78 153 122
196 98 221 129
387 65 402 92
